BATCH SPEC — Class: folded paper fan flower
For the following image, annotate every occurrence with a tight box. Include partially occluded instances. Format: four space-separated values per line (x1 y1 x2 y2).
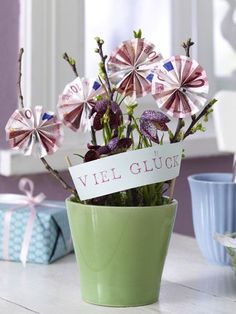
5 106 62 158
58 77 105 132
152 55 209 118
107 38 162 98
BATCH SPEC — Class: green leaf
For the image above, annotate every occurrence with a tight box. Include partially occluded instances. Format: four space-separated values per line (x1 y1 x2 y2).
127 104 138 115
133 29 142 39
95 95 103 101
159 133 164 145
74 153 84 159
168 129 174 141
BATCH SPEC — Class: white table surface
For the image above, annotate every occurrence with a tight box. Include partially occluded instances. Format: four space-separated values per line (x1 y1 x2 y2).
0 233 235 314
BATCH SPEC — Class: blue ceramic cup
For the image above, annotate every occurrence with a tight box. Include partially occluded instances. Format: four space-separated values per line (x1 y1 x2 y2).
188 173 236 265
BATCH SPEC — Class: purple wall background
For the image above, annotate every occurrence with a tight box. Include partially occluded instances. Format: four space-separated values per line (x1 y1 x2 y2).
0 1 19 148
0 1 234 237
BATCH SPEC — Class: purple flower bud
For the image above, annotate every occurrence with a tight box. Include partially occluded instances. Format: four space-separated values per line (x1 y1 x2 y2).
84 149 100 162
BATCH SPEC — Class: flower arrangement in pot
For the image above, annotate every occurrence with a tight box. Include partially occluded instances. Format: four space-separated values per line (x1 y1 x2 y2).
5 30 216 307
215 233 236 274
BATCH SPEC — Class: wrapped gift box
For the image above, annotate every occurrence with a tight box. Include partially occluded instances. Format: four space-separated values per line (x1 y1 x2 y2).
0 201 73 264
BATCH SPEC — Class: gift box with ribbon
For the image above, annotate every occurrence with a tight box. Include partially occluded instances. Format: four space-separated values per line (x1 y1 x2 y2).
0 178 73 265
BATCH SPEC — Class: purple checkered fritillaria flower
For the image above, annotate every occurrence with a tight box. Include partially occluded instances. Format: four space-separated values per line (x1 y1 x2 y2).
90 100 123 130
104 137 133 154
140 110 170 143
84 137 133 162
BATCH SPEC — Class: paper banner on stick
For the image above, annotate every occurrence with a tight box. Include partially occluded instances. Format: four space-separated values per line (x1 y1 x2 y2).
69 142 183 201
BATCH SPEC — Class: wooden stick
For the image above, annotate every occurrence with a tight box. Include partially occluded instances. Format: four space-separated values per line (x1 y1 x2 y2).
168 178 176 203
65 155 72 167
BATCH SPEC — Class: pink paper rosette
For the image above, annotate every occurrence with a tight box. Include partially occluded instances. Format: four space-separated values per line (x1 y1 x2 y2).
5 106 62 158
58 77 104 132
107 38 162 98
152 55 209 118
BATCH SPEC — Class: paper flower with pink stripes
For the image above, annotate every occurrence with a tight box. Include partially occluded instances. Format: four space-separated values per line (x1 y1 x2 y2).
107 38 162 98
5 106 62 157
151 55 209 118
58 77 105 132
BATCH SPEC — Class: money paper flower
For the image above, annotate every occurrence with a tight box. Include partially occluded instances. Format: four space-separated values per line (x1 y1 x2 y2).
140 110 170 143
58 77 104 132
107 38 162 98
5 106 62 158
152 55 209 118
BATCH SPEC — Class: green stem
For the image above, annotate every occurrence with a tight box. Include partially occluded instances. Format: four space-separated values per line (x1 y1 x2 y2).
102 127 108 145
132 116 150 147
91 126 97 146
171 118 183 143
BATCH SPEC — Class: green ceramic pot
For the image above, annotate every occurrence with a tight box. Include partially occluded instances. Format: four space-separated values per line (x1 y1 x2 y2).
66 198 177 307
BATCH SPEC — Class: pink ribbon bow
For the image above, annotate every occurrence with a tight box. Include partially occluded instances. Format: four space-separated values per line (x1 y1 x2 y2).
1 178 63 266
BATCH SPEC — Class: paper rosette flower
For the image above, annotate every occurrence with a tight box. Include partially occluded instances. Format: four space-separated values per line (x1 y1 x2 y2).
5 106 62 158
152 55 209 118
58 77 105 132
107 38 162 98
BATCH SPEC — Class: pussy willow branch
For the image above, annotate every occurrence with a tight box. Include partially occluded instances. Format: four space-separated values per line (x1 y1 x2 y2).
171 38 194 143
17 48 24 109
16 49 78 198
182 38 194 58
183 98 217 139
171 118 183 143
63 52 79 77
96 38 114 100
40 157 78 196
169 38 194 202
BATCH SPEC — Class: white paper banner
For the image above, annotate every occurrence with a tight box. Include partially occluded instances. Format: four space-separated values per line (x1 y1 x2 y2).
69 142 183 200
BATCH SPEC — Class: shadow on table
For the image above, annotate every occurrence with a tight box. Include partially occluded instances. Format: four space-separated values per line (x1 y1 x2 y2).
161 270 236 303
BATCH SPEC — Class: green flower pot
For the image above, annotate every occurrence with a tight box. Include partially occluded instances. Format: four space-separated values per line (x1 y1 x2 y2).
66 198 177 307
